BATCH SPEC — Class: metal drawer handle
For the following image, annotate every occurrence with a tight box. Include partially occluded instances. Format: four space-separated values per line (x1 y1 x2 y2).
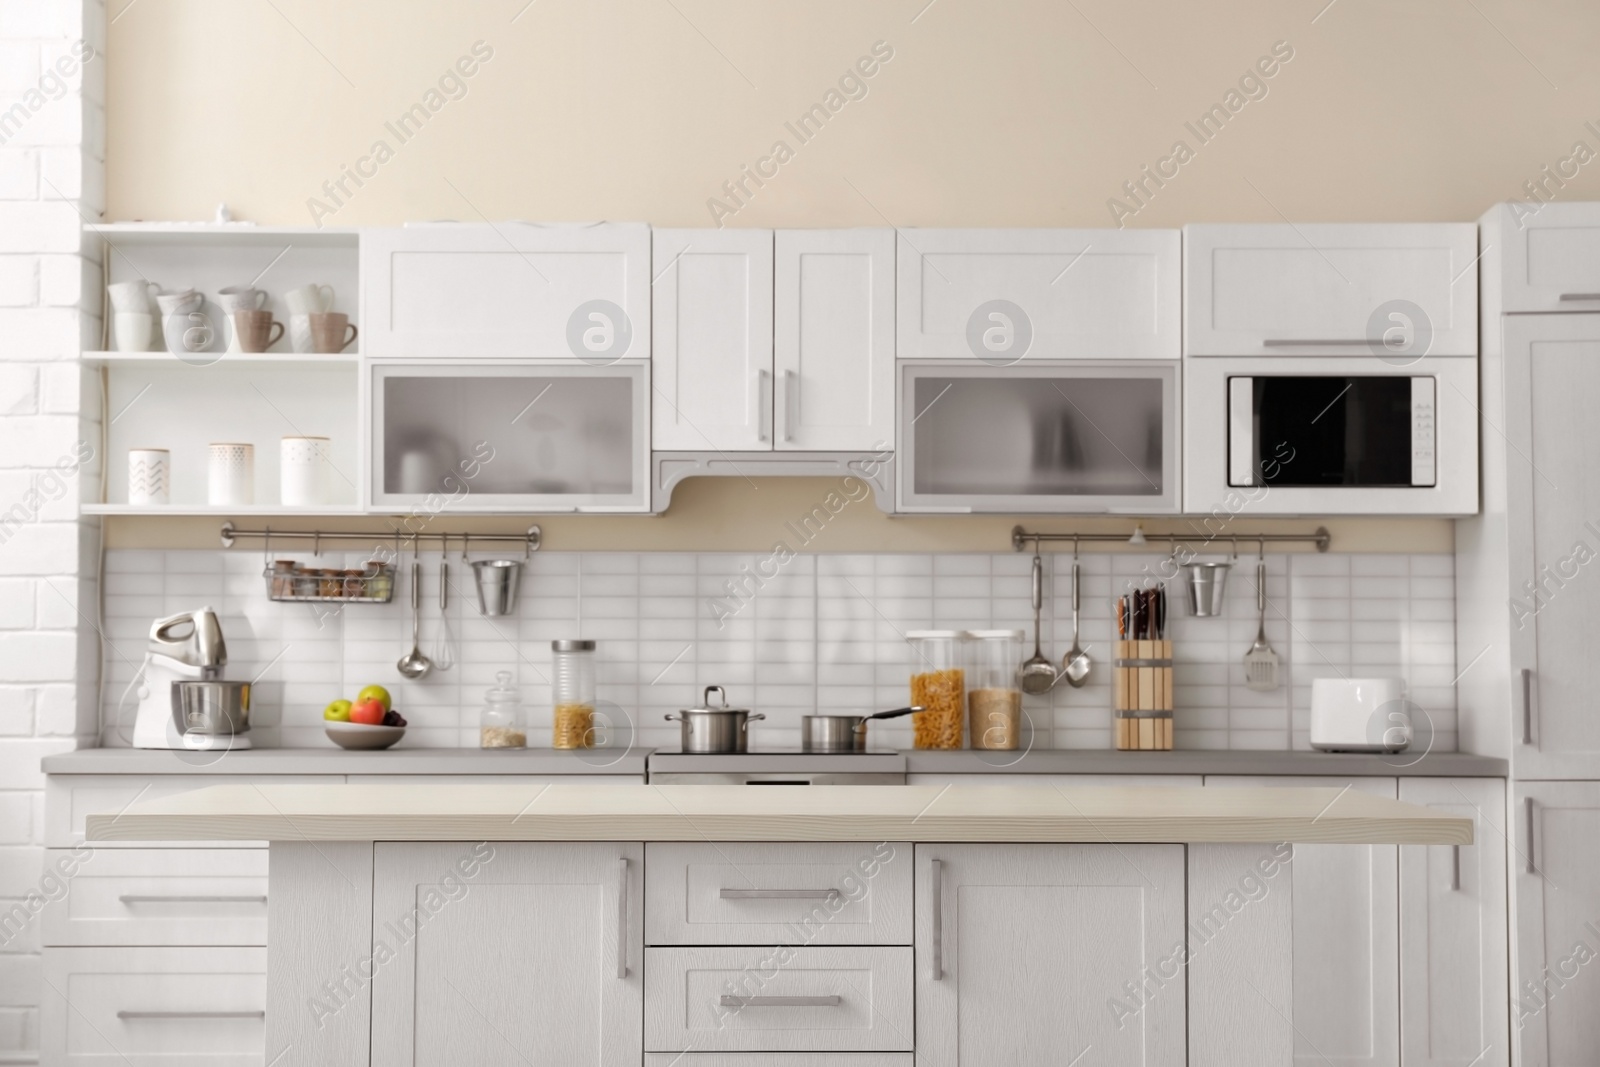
616 857 629 980
719 888 840 900
1525 797 1537 876
758 369 773 442
1450 845 1461 892
1520 668 1534 744
119 895 267 905
930 857 944 981
117 1011 264 1020
1559 293 1600 301
1261 339 1379 347
719 995 841 1008
782 369 798 443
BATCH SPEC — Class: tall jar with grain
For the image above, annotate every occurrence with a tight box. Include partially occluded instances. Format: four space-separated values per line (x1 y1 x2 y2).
965 629 1024 750
552 639 597 749
906 630 966 749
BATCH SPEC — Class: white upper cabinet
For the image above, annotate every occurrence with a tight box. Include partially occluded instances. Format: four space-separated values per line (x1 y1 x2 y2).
775 229 896 452
1484 201 1600 313
1184 223 1479 356
652 228 774 452
361 222 650 359
896 229 1180 360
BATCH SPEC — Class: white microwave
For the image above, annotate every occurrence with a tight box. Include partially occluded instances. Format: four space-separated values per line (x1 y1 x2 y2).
1184 356 1478 515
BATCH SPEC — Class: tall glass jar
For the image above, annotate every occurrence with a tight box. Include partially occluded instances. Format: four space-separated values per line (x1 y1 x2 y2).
965 629 1024 750
552 639 597 749
480 671 525 748
906 630 966 749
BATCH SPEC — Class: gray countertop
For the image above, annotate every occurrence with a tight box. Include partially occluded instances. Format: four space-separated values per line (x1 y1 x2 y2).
44 747 1506 778
903 749 1508 777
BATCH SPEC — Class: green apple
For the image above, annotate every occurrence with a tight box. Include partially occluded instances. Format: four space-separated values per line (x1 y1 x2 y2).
356 685 392 712
322 699 353 722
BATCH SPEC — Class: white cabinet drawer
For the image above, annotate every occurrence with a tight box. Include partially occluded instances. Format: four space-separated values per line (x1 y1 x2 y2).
896 228 1181 360
1184 223 1478 356
360 221 651 358
646 1057 914 1066
646 842 910 946
41 946 266 1066
46 775 342 848
646 946 913 1053
1487 201 1600 312
43 849 267 948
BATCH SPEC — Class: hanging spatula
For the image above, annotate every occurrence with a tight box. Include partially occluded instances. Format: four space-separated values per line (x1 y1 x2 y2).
1243 555 1280 691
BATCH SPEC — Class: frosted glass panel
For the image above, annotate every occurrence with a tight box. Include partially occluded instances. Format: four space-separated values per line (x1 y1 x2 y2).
910 375 1163 496
382 374 635 496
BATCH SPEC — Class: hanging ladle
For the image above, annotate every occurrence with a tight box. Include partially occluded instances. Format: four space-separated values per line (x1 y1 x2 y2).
396 560 434 680
1062 538 1091 688
1019 550 1059 695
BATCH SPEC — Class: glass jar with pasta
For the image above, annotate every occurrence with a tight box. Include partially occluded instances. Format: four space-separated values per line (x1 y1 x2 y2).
906 630 966 750
551 639 597 749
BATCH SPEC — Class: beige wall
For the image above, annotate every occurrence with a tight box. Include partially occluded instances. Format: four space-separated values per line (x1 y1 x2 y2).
105 0 1597 551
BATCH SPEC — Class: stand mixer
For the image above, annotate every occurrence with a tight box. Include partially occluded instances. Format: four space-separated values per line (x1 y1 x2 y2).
131 608 252 750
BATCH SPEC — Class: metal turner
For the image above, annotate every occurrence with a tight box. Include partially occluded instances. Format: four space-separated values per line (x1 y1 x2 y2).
1243 554 1280 691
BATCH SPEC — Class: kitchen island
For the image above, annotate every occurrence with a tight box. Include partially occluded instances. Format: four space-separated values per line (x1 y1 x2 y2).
88 783 1471 1067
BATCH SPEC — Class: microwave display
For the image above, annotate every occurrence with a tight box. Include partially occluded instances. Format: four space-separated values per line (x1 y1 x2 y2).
1228 376 1436 488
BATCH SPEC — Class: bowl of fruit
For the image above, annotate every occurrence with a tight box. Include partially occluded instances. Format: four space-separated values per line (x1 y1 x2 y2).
323 686 408 750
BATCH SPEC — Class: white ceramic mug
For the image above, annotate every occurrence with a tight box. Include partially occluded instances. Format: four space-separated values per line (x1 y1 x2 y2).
113 312 154 352
215 286 267 312
280 436 331 507
108 280 159 313
284 284 334 315
207 443 254 507
127 449 170 506
155 288 202 316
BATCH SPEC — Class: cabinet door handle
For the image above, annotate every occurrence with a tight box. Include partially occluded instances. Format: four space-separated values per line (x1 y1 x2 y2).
1558 293 1600 301
1520 668 1534 744
719 995 841 1007
719 888 839 900
1525 797 1537 876
782 369 798 443
119 895 267 905
930 857 944 981
117 1011 264 1020
757 369 772 442
616 857 629 980
1450 845 1461 892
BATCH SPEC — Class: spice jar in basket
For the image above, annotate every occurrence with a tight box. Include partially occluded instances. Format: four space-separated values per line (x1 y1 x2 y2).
906 630 966 749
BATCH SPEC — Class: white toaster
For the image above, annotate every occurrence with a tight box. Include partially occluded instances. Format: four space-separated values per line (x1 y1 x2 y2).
1309 677 1411 752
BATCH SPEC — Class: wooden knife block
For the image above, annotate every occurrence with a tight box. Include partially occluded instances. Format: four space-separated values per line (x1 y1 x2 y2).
1113 639 1173 751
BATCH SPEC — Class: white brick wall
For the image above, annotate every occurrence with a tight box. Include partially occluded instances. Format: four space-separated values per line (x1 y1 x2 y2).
0 0 104 1057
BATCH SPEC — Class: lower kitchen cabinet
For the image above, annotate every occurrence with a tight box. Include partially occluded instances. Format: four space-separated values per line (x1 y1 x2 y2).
40 946 267 1066
1398 778 1509 1067
1209 776 1400 1067
369 841 643 1066
914 843 1186 1066
1513 781 1600 1067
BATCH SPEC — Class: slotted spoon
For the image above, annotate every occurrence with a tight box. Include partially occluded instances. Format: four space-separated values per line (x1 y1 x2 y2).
1243 555 1280 691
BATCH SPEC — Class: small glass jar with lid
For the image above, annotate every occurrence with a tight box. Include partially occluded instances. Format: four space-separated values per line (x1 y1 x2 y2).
964 629 1024 750
906 630 966 749
552 639 597 749
479 670 526 748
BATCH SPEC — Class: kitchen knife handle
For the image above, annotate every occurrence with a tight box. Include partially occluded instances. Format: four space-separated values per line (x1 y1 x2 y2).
1520 668 1534 744
930 857 944 981
616 857 629 979
1525 797 1537 876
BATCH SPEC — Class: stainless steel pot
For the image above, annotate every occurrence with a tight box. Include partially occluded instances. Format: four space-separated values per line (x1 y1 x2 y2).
171 680 251 737
801 706 921 753
665 686 765 754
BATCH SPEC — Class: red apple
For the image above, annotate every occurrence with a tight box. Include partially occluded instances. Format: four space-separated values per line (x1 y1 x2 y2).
349 698 386 725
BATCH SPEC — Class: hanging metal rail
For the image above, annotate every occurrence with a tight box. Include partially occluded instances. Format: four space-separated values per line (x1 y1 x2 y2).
218 521 542 558
1011 524 1330 554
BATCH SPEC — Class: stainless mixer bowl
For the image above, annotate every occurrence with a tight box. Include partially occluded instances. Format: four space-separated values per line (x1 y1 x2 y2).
171 680 252 737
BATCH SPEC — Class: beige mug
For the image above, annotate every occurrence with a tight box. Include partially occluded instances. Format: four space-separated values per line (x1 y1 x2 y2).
309 312 358 353
231 309 285 353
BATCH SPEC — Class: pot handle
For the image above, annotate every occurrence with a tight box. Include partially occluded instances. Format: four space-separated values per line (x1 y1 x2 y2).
702 684 728 708
664 713 683 723
740 713 766 731
867 705 924 721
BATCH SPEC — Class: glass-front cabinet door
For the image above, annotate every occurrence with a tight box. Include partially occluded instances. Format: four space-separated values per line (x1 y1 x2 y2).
369 362 650 512
897 362 1178 513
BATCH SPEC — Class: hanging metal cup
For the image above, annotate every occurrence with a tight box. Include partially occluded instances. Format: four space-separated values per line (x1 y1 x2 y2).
471 559 523 616
1184 562 1231 617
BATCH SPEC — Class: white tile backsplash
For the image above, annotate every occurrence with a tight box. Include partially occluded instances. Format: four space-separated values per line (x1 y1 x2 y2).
99 549 1458 754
